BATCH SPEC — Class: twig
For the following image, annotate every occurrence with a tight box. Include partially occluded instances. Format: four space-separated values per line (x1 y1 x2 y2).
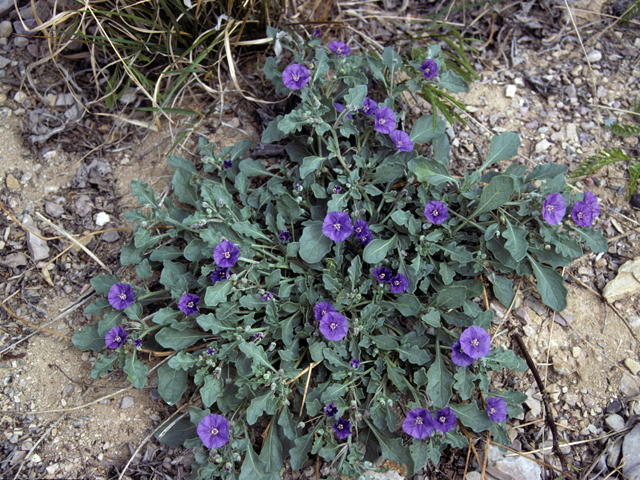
512 332 570 478
481 430 490 480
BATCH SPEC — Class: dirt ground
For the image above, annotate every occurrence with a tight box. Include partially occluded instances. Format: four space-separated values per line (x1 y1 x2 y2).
1 1 640 479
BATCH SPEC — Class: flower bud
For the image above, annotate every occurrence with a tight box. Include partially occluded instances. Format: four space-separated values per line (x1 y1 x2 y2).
214 454 223 463
224 463 233 472
387 399 393 407
271 382 277 391
351 400 357 410
379 398 386 406
297 422 305 429
232 453 242 462
353 326 359 335
268 342 277 352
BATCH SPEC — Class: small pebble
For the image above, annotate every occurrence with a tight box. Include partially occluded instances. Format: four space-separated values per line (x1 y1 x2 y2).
121 397 134 409
605 414 625 431
624 358 640 376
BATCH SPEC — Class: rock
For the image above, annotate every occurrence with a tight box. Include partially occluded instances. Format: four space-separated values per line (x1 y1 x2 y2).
0 252 28 268
75 195 93 217
625 358 640 376
525 394 542 417
572 346 582 358
0 0 12 17
22 214 50 261
586 50 603 62
630 316 640 330
101 231 120 243
149 388 162 401
623 424 640 480
13 19 38 36
362 470 406 480
553 358 572 376
607 400 623 414
603 257 640 302
485 444 541 480
620 374 640 396
45 201 64 218
0 55 8 69
121 397 134 409
13 36 29 48
605 414 626 431
490 300 507 322
607 438 623 468
525 296 546 315
514 307 530 324
505 85 516 98
6 173 20 190
564 393 579 407
535 139 552 153
95 212 110 227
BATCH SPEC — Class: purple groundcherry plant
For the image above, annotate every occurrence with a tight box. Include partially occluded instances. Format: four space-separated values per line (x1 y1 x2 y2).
282 64 310 90
322 212 352 242
319 311 349 341
108 283 135 310
197 414 230 449
402 409 435 439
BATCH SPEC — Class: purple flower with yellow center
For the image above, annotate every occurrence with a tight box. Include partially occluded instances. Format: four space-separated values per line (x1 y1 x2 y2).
584 191 600 219
178 293 200 316
324 402 338 417
213 240 240 268
357 230 373 245
282 63 311 90
133 338 142 348
108 283 135 310
312 28 321 37
222 160 233 169
197 414 230 449
451 339 474 367
206 347 216 356
374 107 396 134
332 417 351 440
253 332 263 341
433 407 457 433
360 97 378 116
542 193 566 225
374 266 393 283
278 230 291 242
332 185 342 194
350 358 360 369
459 325 491 359
314 302 336 321
322 211 353 242
487 397 508 422
333 102 353 120
571 201 594 227
262 293 273 301
329 41 350 56
353 219 368 236
319 311 349 341
390 273 408 294
390 130 414 152
424 200 448 225
105 325 128 349
402 409 435 439
210 267 230 284
420 59 439 80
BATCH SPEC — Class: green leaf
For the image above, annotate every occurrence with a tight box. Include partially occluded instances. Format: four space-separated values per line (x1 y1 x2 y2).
298 223 332 264
436 281 483 309
135 259 153 281
289 432 314 470
299 156 324 179
97 310 123 336
239 442 268 480
167 351 197 370
453 368 481 401
239 342 276 372
90 274 121 295
396 344 432 366
155 327 209 350
410 440 441 472
484 347 528 372
157 364 187 405
344 84 367 108
259 416 284 479
450 403 493 433
172 168 198 207
568 225 607 253
426 345 454 409
363 235 397 264
149 246 183 261
525 163 568 183
154 417 197 448
71 324 105 352
153 307 181 325
491 275 515 308
84 298 110 316
527 255 568 311
407 156 456 186
201 375 223 408
90 354 118 379
502 220 528 262
393 294 421 316
479 132 521 172
437 70 469 93
204 281 233 307
410 114 446 144
130 180 158 208
276 194 303 222
239 158 272 177
246 392 274 425
365 422 414 477
123 351 148 389
348 255 362 290
232 221 272 241
473 175 515 216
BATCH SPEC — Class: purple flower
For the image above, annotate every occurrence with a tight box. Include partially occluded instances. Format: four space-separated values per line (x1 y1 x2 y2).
374 267 393 283
178 293 200 316
312 28 321 37
459 325 491 359
133 338 142 348
356 230 373 245
359 97 378 115
319 311 349 341
424 201 448 225
282 64 311 90
314 302 336 321
433 407 457 433
390 130 414 152
210 267 230 284
328 41 350 56
108 283 135 310
420 59 439 80
197 414 230 449
279 230 291 242
322 211 353 242
487 397 508 422
571 201 594 227
350 358 360 369
262 293 273 301
213 241 240 268
332 185 342 194
333 102 353 120
542 193 566 225
332 417 351 440
206 347 216 356
105 325 128 349
222 160 233 169
253 332 263 341
451 340 474 367
402 409 435 439
324 402 338 417
390 273 408 294
584 191 600 219
374 107 396 134
354 219 372 245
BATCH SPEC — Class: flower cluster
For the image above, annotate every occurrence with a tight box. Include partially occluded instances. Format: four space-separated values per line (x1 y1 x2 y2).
322 212 374 245
452 325 491 367
315 301 349 341
542 191 600 227
402 406 457 439
373 267 408 294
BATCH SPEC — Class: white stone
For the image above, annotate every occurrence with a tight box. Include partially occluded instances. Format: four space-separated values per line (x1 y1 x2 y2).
605 414 626 431
362 470 405 480
603 257 640 302
535 139 552 153
22 214 50 261
586 50 602 62
486 444 541 480
625 358 640 376
505 85 517 98
121 397 134 409
623 424 640 480
95 212 110 227
14 91 28 104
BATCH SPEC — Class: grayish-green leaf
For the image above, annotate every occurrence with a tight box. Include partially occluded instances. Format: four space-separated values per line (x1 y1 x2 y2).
299 156 325 179
157 364 187 405
204 281 233 307
437 70 469 93
123 352 148 389
393 294 421 316
239 342 276 372
239 158 272 177
426 346 454 409
479 132 521 172
289 432 314 470
239 442 268 480
298 223 332 264
258 415 283 479
201 375 223 407
450 403 493 433
407 156 456 186
72 324 105 352
473 175 515 216
155 327 209 350
246 392 274 425
502 220 528 262
90 354 117 379
363 235 396 264
569 225 607 253
491 275 515 308
410 114 446 144
527 255 568 311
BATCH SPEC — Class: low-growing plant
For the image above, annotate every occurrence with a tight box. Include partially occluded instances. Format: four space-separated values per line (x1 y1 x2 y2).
72 27 607 479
